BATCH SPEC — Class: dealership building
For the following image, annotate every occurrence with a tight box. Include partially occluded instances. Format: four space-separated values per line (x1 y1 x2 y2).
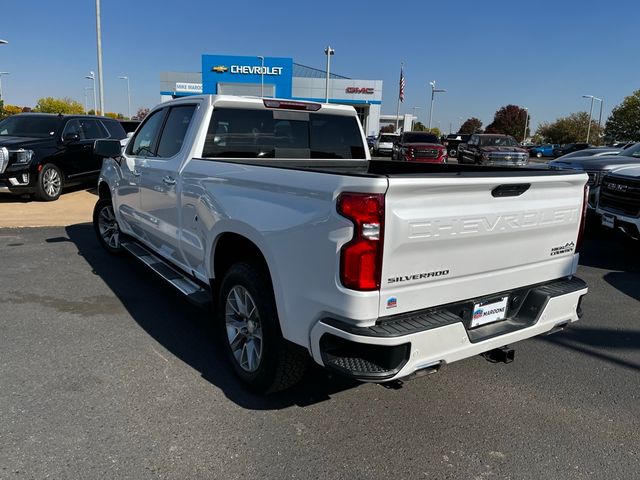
160 54 383 136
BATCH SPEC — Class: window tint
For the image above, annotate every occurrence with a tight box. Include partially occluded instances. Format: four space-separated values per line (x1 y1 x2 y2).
102 120 127 139
0 115 62 138
128 109 165 157
156 105 196 158
203 108 365 159
62 119 83 138
79 119 109 139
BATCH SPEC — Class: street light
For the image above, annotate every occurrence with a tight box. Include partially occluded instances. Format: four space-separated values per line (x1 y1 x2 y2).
428 80 446 130
257 56 264 98
85 71 97 114
0 39 8 45
582 95 602 143
119 75 131 119
522 107 529 143
0 72 9 102
324 46 335 103
95 0 105 115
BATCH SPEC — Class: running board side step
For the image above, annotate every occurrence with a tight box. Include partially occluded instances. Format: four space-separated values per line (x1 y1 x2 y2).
121 240 211 309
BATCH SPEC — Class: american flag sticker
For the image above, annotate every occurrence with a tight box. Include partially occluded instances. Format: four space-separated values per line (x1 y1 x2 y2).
387 297 398 309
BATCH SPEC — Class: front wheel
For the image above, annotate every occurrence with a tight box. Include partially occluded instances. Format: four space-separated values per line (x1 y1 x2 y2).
35 164 63 201
218 263 307 393
93 198 123 254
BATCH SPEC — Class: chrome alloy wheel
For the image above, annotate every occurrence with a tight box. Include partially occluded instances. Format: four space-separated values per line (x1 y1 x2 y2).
43 168 61 198
97 204 120 249
225 285 263 372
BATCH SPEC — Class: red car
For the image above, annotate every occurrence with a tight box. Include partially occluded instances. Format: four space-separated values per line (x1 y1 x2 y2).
391 131 447 163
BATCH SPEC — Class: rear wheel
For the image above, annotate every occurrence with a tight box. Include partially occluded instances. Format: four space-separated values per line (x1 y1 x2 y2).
218 263 307 393
93 198 123 254
35 164 63 201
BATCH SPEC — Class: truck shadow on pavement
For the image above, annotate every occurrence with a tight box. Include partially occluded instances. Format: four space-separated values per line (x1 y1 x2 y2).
63 223 361 410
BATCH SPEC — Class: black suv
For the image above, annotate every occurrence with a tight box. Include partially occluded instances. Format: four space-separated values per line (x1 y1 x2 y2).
0 113 126 200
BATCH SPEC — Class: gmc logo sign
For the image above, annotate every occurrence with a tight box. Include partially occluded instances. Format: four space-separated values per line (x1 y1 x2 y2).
345 87 374 94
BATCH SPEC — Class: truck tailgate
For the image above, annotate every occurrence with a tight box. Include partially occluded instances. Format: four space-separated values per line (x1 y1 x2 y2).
379 173 587 316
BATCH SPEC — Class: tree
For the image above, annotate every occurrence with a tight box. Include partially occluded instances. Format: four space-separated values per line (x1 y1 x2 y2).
604 90 640 141
380 124 396 133
2 105 23 116
34 97 84 114
134 107 149 121
424 127 441 137
459 117 483 134
105 112 119 119
536 112 604 145
412 121 426 131
485 105 529 140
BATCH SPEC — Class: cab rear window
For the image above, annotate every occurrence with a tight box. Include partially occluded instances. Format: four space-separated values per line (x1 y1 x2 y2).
202 108 366 159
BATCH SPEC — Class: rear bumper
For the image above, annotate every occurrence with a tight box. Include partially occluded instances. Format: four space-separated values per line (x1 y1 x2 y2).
310 277 587 381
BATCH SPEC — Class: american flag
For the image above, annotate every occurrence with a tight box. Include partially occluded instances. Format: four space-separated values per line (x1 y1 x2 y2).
399 65 405 102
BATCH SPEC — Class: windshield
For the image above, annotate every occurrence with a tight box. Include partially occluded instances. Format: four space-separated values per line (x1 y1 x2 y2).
619 142 640 158
0 115 62 138
403 133 440 144
479 135 518 147
379 135 398 143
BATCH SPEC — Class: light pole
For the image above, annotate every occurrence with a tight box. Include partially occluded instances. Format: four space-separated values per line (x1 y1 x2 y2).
95 0 105 115
428 80 446 130
597 98 604 134
582 94 598 143
522 107 529 143
0 72 9 102
85 71 97 114
324 46 335 103
257 56 264 98
119 75 131 119
84 86 93 113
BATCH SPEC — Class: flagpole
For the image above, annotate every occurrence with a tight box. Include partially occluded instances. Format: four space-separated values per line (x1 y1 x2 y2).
395 62 403 132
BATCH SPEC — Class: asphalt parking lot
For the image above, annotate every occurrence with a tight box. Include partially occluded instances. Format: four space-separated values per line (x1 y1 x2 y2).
1 197 639 479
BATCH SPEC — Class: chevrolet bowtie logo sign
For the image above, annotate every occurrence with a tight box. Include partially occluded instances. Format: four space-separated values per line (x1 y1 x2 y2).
212 65 228 73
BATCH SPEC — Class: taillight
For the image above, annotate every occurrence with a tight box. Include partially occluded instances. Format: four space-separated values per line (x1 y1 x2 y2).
263 99 321 111
575 184 589 253
337 193 385 291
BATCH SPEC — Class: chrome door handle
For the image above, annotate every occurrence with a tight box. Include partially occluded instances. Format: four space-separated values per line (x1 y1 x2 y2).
162 176 176 185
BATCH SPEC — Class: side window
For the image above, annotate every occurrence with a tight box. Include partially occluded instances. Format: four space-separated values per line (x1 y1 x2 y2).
101 120 126 140
156 105 197 158
62 119 83 139
127 109 166 157
79 119 109 140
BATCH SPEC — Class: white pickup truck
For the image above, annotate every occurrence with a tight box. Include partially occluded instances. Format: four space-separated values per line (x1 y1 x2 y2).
92 95 589 393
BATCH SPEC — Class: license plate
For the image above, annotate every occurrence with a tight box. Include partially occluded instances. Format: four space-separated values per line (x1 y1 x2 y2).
601 214 615 229
471 296 509 328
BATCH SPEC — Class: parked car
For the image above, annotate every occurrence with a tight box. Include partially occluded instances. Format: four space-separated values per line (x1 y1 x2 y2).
555 147 621 160
118 120 141 134
391 131 447 163
442 133 471 157
0 113 126 200
458 134 529 166
596 165 640 241
91 94 588 393
373 133 399 156
528 144 560 158
549 142 640 210
553 143 591 157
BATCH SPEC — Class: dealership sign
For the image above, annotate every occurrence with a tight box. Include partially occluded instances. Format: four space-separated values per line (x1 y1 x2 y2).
345 87 374 94
175 82 203 93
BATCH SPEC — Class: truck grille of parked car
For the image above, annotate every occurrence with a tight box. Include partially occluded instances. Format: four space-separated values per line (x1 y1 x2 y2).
413 149 439 158
488 153 528 165
599 176 640 217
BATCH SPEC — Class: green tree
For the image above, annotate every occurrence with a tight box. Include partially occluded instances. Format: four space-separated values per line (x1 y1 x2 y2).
485 105 529 140
459 117 483 134
2 104 23 116
105 112 119 119
380 124 396 133
604 90 640 141
536 111 604 145
34 97 84 114
412 121 426 131
424 127 441 137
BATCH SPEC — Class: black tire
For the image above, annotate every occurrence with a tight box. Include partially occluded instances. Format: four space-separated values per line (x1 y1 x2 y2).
218 262 307 393
93 198 123 254
35 163 63 201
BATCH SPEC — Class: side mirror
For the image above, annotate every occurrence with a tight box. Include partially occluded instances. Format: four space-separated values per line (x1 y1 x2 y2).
94 139 123 158
63 132 80 143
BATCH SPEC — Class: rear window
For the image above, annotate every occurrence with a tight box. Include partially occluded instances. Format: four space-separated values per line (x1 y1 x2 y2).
379 135 397 143
202 108 366 159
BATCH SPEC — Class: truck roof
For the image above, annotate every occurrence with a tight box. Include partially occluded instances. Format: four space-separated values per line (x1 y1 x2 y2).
164 94 358 117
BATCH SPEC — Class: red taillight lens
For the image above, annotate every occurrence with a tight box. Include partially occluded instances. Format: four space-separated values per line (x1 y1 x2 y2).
337 193 385 291
575 184 589 253
263 99 322 111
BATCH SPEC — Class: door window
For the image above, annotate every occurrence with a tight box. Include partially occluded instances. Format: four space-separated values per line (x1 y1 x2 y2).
156 105 197 158
62 120 83 139
127 109 165 157
79 119 109 139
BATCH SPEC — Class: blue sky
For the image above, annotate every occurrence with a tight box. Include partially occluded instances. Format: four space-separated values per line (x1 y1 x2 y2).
0 0 637 131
